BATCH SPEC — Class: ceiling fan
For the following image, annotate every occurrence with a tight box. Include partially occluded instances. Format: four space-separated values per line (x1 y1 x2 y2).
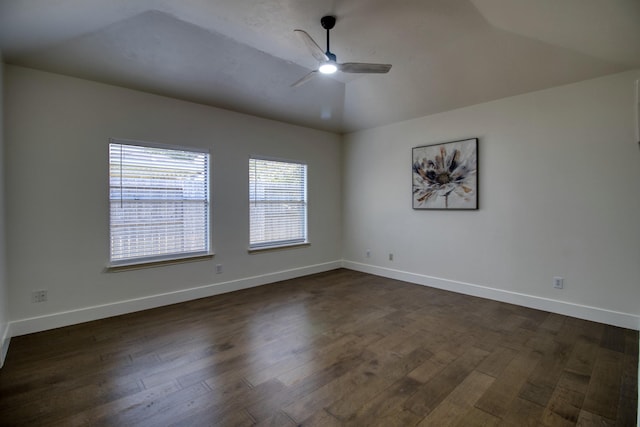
291 15 392 88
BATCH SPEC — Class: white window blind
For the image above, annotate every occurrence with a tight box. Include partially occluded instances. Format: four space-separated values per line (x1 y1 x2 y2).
109 140 210 265
249 157 307 249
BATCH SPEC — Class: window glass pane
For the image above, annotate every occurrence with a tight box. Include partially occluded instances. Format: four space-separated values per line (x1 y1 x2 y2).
109 141 210 264
249 158 307 248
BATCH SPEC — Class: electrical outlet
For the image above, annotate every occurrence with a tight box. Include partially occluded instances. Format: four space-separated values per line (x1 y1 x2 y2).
553 276 564 289
32 290 47 303
388 253 394 261
216 264 223 274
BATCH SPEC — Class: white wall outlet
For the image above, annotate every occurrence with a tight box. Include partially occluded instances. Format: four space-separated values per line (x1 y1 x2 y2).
32 290 47 303
388 253 394 261
366 250 371 258
216 264 223 274
553 276 564 289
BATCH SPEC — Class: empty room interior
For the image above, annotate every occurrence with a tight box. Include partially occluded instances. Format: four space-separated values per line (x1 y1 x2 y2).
0 1 639 426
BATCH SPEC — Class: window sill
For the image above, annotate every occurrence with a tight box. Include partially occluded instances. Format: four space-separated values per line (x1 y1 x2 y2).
248 242 310 254
106 253 215 272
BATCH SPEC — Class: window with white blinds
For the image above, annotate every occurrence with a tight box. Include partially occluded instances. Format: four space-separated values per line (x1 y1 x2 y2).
249 157 307 250
109 140 210 266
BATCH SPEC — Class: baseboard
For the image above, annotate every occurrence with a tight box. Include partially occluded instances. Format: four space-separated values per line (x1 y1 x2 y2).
7 259 639 339
342 261 640 331
9 261 342 337
0 322 10 368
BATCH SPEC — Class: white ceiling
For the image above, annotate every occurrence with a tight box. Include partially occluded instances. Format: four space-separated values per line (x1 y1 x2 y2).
1 0 639 133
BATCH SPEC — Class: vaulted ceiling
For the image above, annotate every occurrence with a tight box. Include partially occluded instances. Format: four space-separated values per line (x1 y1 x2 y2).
1 0 639 133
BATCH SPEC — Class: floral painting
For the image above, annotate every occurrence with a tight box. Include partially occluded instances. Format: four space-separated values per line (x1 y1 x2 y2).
412 138 478 210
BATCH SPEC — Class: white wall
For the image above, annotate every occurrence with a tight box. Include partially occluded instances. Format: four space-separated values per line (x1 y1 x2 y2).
0 57 10 366
4 64 639 341
5 65 342 335
343 70 640 329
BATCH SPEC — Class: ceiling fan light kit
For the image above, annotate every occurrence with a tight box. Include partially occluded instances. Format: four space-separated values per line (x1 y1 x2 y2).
291 15 392 87
319 62 338 74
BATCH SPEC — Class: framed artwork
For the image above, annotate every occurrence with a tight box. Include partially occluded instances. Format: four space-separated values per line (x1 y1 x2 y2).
412 138 478 210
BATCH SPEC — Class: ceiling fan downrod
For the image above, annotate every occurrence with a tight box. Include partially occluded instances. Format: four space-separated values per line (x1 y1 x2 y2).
321 15 337 61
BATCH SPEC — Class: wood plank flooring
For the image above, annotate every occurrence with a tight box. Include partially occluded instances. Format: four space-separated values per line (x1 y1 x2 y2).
0 269 637 426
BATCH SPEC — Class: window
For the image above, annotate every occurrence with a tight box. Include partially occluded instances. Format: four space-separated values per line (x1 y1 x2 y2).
249 157 307 250
109 139 210 266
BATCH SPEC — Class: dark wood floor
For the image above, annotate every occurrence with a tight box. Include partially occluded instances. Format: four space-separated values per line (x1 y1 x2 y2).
0 269 637 426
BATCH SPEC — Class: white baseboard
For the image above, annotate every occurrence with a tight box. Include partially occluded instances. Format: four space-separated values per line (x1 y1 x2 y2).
9 261 342 337
6 259 639 341
0 322 10 368
342 261 640 331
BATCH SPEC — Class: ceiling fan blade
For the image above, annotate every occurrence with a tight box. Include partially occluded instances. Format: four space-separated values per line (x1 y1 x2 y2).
339 63 392 74
294 29 329 63
291 70 318 88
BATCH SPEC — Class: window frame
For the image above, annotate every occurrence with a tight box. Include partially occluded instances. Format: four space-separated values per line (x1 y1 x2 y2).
248 156 309 252
107 138 213 269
